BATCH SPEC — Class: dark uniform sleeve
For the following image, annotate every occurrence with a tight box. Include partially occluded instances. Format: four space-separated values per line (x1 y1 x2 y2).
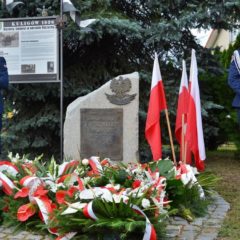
0 57 9 90
228 58 240 95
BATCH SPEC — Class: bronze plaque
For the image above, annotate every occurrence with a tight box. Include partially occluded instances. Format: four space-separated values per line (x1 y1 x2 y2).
80 108 123 161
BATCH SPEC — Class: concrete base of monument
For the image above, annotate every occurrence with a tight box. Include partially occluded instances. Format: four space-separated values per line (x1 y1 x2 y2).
0 193 229 240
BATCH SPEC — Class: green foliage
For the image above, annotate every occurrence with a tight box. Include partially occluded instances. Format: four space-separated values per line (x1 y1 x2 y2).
0 195 46 234
197 171 220 195
0 154 215 239
149 159 175 180
166 179 209 221
1 1 240 158
51 196 166 240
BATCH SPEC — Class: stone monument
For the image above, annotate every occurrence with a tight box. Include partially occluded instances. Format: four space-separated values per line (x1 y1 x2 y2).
64 72 139 163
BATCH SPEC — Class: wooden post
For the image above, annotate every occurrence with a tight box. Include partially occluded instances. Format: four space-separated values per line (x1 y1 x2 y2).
164 109 177 165
184 142 188 165
181 114 185 163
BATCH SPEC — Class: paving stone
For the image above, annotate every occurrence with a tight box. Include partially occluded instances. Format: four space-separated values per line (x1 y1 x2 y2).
192 218 203 226
202 226 220 232
172 216 189 225
204 218 222 227
0 233 7 238
6 234 28 239
166 225 182 230
181 230 196 240
207 205 217 213
25 235 43 240
195 233 218 240
1 227 15 234
211 212 228 220
183 224 201 232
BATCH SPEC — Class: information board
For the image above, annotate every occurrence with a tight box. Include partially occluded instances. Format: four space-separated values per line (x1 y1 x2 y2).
0 16 59 83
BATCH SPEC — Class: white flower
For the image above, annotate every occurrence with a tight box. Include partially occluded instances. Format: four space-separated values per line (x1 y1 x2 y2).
191 167 199 175
198 184 205 199
129 188 144 198
132 167 143 174
57 183 65 188
112 194 121 203
79 189 94 199
8 152 13 159
74 167 84 176
61 202 87 215
64 174 78 187
180 165 198 186
79 188 113 202
83 177 90 185
112 194 129 203
10 153 20 163
142 198 150 209
114 184 121 190
44 180 57 192
82 159 89 165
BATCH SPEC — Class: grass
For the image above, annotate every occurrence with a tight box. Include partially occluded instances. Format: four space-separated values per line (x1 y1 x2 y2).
206 150 240 240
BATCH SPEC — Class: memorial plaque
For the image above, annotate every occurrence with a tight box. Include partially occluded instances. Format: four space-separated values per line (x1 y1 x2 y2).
80 108 123 161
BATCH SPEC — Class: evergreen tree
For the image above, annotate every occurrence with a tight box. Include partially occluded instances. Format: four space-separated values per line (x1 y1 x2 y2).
1 0 240 160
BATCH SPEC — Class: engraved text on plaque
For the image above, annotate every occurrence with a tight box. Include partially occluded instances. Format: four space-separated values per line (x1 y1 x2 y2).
80 108 123 161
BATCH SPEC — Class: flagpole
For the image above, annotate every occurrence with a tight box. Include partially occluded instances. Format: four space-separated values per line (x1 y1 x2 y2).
60 0 64 162
184 141 188 165
181 114 185 164
164 109 177 165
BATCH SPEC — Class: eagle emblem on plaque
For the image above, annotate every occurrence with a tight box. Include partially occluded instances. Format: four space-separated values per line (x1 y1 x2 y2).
105 76 137 105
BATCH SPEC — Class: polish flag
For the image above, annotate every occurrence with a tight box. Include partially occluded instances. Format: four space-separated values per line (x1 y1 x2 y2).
175 60 191 163
145 52 167 161
186 49 206 171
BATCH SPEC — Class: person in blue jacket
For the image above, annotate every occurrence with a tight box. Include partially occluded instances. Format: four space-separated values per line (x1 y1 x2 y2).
228 49 240 126
0 57 9 154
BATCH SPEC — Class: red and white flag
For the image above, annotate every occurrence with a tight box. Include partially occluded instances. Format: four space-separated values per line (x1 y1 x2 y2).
145 52 167 161
186 49 206 171
175 60 191 163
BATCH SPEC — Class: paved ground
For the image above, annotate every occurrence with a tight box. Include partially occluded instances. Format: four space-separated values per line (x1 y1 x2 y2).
166 193 230 240
0 193 230 240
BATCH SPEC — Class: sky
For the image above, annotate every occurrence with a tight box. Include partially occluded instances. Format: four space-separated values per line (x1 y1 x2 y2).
191 29 212 47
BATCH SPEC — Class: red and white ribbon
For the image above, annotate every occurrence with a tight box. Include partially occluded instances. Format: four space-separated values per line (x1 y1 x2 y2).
34 196 77 239
56 232 77 240
89 156 103 174
0 172 16 195
58 160 79 177
57 173 84 191
20 176 42 187
83 201 98 220
20 176 43 201
0 161 19 177
131 205 157 240
33 196 53 225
